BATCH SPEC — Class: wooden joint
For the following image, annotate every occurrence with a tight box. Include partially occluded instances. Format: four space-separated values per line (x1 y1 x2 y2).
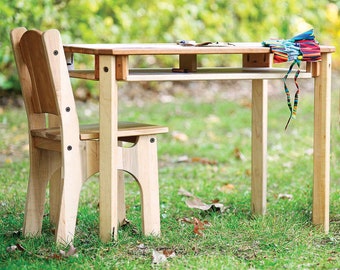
115 56 129 80
33 137 61 152
179 54 197 72
306 62 320 77
95 55 99 80
65 53 74 70
243 53 272 68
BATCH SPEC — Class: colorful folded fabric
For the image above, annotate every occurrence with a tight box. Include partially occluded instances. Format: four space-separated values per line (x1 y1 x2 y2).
262 29 321 129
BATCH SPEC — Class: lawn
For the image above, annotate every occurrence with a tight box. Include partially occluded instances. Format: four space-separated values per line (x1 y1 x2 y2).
0 80 339 269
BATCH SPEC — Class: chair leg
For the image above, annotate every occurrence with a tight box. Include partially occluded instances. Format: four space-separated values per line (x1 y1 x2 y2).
139 136 161 236
117 141 126 225
122 135 161 236
117 169 126 225
55 179 83 244
55 148 84 244
51 141 100 244
49 168 62 226
23 149 58 236
46 151 62 227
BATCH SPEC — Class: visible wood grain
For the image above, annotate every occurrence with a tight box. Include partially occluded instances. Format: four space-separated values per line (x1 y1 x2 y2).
31 122 167 141
69 67 314 81
119 135 161 236
313 52 331 233
179 54 197 72
63 43 335 56
11 28 168 244
99 55 118 242
251 79 268 215
243 53 272 67
68 70 97 80
115 55 128 80
306 62 321 77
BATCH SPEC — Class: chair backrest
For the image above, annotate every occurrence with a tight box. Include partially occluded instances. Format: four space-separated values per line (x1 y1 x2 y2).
10 28 80 136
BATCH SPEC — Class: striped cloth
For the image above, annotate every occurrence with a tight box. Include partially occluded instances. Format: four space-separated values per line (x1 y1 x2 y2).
262 29 321 129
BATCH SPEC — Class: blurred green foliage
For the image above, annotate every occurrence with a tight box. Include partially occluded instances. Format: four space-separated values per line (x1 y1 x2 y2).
1 0 339 92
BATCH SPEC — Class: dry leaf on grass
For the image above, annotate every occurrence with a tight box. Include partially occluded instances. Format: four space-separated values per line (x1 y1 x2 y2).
178 217 192 224
186 197 225 212
278 193 293 200
60 244 78 258
172 131 188 142
328 257 337 262
120 218 131 227
193 217 210 236
5 230 21 237
186 197 211 211
135 243 149 256
152 250 167 264
175 155 217 165
6 243 25 253
191 157 218 165
176 155 190 163
179 217 211 237
220 183 235 193
152 249 176 264
233 147 246 161
178 187 194 197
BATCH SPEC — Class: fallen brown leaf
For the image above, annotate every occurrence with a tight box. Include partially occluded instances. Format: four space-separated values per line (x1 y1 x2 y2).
220 183 235 193
328 257 336 262
152 248 176 264
240 99 252 109
278 193 293 200
211 198 220 204
193 217 210 236
178 187 194 197
5 230 21 237
16 243 25 251
175 155 217 165
6 245 18 253
178 217 192 224
172 131 188 142
186 197 211 211
60 244 78 258
161 249 176 258
234 147 246 161
191 157 218 165
120 218 131 227
6 243 25 253
186 197 225 212
179 217 210 237
49 253 63 260
136 243 149 255
152 250 167 264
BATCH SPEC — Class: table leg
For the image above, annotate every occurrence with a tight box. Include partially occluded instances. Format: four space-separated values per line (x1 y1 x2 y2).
251 79 268 215
313 52 331 233
99 55 119 242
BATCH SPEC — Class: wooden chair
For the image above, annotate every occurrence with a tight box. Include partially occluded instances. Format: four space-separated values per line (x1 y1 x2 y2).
10 27 168 244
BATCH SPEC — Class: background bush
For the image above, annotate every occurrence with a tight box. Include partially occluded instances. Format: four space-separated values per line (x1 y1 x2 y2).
1 0 339 93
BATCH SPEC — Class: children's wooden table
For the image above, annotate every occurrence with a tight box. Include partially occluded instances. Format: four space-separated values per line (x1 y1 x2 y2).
64 42 335 242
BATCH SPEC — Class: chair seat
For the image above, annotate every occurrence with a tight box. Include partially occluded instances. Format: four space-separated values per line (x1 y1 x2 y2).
31 122 168 140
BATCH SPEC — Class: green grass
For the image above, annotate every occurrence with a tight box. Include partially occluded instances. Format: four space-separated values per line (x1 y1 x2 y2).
0 88 339 269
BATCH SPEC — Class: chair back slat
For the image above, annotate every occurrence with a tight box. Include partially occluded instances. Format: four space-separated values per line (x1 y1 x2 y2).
10 27 47 130
20 30 59 115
